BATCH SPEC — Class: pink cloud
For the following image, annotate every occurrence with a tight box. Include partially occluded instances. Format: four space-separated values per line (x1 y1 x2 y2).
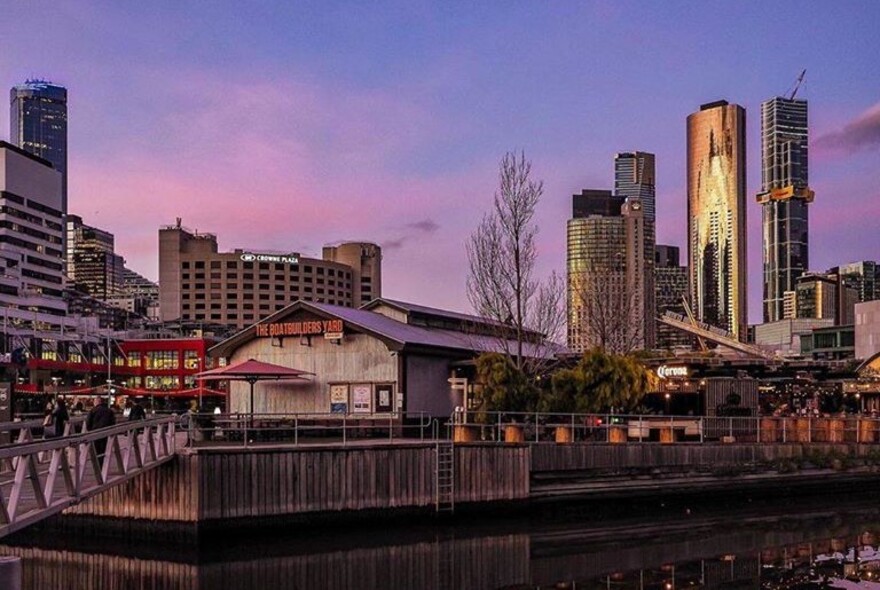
814 101 880 158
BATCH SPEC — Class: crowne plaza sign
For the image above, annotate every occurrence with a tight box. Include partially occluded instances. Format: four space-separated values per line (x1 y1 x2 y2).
256 319 344 338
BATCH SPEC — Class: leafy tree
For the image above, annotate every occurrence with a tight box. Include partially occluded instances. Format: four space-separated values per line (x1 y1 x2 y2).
472 352 539 413
539 348 655 413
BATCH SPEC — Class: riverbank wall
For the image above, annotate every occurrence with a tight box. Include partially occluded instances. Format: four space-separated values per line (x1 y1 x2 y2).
59 441 880 528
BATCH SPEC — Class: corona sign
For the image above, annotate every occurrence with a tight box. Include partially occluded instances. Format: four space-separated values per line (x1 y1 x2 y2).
656 365 688 379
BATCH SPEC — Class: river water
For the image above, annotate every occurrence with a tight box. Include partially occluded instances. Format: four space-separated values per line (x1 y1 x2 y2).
2 491 879 589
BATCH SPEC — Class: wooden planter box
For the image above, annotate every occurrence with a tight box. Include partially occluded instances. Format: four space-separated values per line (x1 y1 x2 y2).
760 418 780 443
794 418 812 443
554 426 573 444
608 425 627 444
828 418 845 443
504 424 524 443
453 424 478 443
859 419 878 443
813 418 830 442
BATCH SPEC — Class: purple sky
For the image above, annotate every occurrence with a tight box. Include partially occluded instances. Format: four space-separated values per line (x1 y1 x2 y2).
2 1 878 323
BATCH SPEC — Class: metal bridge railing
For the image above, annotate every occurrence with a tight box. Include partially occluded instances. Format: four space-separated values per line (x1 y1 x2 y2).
447 411 880 445
180 412 436 447
0 415 177 538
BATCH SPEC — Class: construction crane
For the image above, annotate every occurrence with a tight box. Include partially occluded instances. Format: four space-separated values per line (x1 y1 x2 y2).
787 69 807 100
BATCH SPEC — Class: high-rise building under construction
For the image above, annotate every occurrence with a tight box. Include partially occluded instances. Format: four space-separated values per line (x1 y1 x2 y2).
758 94 813 323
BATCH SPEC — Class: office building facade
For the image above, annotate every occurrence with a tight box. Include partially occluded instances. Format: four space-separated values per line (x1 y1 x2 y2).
158 220 382 330
687 100 748 340
837 261 879 304
10 80 68 214
615 151 656 348
66 214 125 300
567 191 653 353
0 141 66 321
654 245 691 350
757 97 813 323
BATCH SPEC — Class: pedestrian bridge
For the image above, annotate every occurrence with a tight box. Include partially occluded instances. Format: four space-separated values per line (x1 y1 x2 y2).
0 416 176 538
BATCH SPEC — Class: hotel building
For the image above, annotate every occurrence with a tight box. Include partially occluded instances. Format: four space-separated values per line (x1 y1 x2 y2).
158 220 382 330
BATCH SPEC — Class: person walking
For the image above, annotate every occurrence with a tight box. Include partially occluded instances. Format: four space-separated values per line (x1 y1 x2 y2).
47 398 69 438
86 397 116 458
128 399 146 421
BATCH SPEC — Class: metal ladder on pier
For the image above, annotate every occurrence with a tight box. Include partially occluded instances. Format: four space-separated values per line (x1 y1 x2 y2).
434 441 455 513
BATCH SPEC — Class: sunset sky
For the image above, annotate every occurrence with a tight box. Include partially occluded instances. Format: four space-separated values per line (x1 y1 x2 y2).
2 1 878 323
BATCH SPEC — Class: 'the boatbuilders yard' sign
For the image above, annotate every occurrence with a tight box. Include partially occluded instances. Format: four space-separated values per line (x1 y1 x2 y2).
255 319 344 338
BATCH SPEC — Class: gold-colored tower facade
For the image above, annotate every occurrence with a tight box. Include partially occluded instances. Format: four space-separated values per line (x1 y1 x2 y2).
686 101 747 341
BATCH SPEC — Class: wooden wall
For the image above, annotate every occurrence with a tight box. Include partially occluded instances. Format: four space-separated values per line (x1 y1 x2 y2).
229 331 398 414
65 454 200 521
65 443 530 523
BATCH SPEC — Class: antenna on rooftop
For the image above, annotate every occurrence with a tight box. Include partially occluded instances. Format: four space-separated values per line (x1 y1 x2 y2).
786 69 807 100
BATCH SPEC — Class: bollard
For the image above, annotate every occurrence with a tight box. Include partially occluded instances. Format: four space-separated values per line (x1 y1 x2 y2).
0 556 22 590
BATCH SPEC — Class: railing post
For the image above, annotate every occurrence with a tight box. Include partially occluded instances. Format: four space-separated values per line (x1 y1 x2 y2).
808 417 812 443
389 414 393 442
728 417 733 440
294 415 299 446
571 413 575 442
782 418 787 443
700 417 704 444
638 416 643 443
243 415 249 448
342 415 347 447
535 413 540 443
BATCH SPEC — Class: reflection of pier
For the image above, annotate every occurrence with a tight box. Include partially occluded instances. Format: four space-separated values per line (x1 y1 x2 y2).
2 500 880 589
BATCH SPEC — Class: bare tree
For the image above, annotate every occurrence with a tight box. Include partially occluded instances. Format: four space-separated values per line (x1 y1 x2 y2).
570 267 644 355
466 151 564 374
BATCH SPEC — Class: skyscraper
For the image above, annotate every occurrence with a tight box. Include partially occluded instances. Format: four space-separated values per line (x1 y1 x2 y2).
66 215 126 300
757 96 813 323
615 151 656 346
566 190 653 353
654 245 691 350
687 100 747 340
615 151 656 222
10 80 68 214
0 141 66 320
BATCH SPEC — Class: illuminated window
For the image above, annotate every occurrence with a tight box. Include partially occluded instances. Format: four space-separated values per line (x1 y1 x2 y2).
146 351 179 370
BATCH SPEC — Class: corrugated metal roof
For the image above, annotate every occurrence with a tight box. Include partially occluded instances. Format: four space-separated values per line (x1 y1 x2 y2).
312 302 565 357
210 299 567 359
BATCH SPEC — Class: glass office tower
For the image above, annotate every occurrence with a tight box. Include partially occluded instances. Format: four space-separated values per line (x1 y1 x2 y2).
686 100 747 340
758 97 813 323
10 80 68 213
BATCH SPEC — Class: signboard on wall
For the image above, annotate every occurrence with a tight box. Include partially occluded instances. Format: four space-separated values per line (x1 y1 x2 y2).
351 384 372 413
255 319 344 338
330 384 348 414
375 383 394 413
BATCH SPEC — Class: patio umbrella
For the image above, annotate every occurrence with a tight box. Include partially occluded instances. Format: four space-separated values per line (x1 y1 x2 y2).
195 358 314 418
